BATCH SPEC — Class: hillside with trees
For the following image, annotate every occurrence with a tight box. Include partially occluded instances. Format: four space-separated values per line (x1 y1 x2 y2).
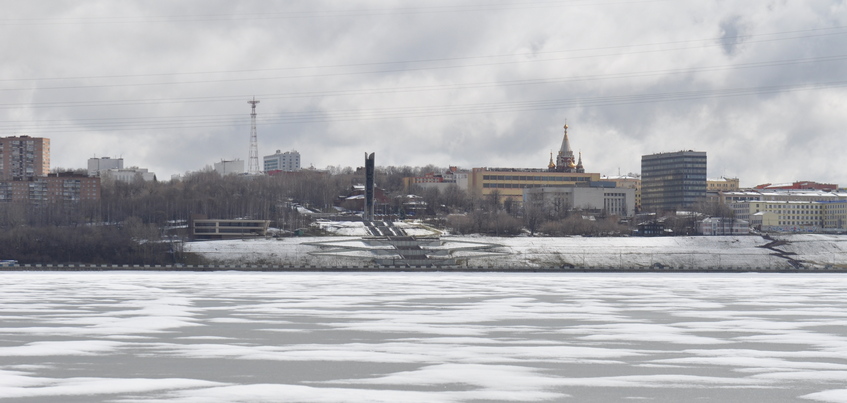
0 165 657 264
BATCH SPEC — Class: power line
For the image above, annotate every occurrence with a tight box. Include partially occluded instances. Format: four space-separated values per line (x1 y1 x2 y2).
0 53 844 109
0 25 845 85
0 1 674 26
4 80 844 134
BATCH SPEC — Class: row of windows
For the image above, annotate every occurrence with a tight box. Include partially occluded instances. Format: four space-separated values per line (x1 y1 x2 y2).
195 228 264 234
482 175 590 182
483 183 571 189
195 221 266 228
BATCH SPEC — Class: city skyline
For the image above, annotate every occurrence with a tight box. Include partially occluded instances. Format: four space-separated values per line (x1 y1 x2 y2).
1 1 845 186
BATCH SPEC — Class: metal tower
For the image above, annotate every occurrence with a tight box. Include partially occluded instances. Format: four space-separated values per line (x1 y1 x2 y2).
247 97 260 174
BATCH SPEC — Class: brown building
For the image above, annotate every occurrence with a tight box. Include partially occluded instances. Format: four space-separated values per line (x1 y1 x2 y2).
0 174 100 204
0 136 50 181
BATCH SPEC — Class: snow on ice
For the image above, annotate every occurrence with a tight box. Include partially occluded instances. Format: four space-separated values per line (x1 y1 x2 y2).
1 272 847 401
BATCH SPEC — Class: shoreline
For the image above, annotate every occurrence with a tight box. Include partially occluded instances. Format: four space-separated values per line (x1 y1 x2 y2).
2 264 846 273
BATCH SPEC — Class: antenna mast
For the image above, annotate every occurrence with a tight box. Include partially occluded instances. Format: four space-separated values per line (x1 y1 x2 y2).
247 97 260 174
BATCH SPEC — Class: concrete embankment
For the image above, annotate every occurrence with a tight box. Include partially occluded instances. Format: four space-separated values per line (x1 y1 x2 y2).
2 263 846 273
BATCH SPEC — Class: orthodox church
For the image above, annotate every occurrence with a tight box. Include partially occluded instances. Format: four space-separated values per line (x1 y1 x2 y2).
548 124 584 173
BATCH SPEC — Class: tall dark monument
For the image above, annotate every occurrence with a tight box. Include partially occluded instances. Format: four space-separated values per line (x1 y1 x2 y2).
364 152 375 221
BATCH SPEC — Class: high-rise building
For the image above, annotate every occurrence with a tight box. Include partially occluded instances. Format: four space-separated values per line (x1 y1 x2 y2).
263 150 301 172
0 136 50 181
641 150 707 212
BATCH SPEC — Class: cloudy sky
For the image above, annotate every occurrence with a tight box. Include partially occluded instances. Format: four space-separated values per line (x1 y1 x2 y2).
2 0 845 186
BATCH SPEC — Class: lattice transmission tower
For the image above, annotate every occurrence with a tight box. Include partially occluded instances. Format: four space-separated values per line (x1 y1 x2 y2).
247 97 260 174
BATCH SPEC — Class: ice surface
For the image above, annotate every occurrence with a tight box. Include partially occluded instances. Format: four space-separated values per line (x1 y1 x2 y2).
1 272 847 402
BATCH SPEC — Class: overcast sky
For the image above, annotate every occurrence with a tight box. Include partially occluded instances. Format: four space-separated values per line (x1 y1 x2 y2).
2 0 846 186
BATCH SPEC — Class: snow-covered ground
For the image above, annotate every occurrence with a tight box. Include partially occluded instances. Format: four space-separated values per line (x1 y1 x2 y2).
185 221 847 268
2 272 847 402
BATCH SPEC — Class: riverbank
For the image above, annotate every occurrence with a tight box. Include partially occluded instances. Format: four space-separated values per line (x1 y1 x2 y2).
179 233 847 270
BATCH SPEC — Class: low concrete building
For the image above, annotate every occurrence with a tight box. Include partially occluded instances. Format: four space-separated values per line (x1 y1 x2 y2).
192 219 270 239
603 174 641 212
523 185 636 217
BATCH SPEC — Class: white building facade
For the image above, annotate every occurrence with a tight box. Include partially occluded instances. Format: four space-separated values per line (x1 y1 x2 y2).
523 186 636 217
87 157 123 177
103 168 156 183
721 190 847 232
214 159 244 176
264 150 301 172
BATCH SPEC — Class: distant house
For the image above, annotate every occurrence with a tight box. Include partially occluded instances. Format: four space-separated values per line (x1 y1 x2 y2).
395 194 427 217
335 185 389 215
635 221 665 236
700 217 749 236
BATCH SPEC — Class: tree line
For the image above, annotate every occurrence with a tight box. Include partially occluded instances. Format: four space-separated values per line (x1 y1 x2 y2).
0 164 726 263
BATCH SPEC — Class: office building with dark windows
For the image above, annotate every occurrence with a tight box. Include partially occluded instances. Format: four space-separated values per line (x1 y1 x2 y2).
641 150 707 212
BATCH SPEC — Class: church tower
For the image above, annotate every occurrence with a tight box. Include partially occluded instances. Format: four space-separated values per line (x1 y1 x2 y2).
555 124 577 172
576 152 585 173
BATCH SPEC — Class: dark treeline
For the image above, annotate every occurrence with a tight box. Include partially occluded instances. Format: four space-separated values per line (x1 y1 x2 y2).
0 164 665 263
0 219 174 265
0 166 452 263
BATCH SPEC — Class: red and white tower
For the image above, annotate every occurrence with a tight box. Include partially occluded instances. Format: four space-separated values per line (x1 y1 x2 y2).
247 97 260 174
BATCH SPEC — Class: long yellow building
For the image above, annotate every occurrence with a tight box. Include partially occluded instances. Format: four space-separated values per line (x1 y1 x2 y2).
469 124 603 201
470 168 601 200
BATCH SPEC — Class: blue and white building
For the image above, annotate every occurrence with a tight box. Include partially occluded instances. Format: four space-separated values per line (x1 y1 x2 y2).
263 150 301 172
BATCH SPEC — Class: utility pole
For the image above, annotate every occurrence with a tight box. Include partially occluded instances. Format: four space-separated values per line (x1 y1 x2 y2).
247 97 260 174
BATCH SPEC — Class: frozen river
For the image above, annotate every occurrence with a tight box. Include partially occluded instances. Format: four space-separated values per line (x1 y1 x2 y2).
1 272 847 402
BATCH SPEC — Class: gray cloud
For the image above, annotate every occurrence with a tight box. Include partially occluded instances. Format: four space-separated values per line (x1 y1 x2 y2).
1 0 845 187
718 16 747 56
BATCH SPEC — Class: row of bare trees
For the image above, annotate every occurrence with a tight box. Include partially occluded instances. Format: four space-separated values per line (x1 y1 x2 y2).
3 164 733 263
